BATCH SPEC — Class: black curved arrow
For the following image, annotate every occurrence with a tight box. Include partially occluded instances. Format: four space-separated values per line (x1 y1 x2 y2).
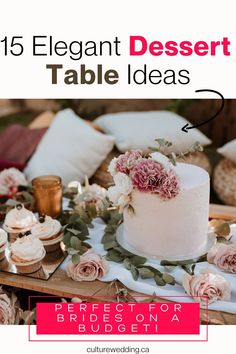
181 89 225 133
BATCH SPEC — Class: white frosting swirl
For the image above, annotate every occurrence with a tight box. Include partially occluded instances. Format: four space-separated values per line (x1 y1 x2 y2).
11 235 45 261
4 205 37 230
0 229 7 246
31 216 62 240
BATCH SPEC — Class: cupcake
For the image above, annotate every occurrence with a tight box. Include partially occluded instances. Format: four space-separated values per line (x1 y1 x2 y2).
0 228 8 261
10 232 46 274
3 204 37 242
31 215 63 253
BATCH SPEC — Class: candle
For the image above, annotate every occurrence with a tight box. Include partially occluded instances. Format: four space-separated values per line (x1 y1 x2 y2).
32 175 62 217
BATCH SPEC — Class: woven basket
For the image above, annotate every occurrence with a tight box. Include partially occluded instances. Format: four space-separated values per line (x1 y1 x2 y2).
91 150 212 189
213 158 236 206
177 152 212 175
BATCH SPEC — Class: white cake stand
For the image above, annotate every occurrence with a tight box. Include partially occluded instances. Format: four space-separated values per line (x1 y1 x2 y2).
116 224 217 263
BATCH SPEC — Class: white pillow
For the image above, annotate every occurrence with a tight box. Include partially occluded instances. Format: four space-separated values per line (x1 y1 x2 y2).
25 109 115 185
218 139 236 163
95 111 212 153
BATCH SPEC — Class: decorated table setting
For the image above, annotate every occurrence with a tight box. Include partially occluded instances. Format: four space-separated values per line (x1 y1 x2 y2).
0 139 236 325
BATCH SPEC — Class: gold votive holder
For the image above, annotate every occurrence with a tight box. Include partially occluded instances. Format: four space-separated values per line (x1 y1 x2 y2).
32 175 62 218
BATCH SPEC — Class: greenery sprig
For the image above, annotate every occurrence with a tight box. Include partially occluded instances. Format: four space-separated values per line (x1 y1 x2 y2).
60 212 92 265
149 138 203 165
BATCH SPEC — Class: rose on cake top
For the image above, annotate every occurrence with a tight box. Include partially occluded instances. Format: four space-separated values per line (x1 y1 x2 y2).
10 232 45 262
0 229 7 248
31 215 62 241
3 204 37 232
107 148 180 212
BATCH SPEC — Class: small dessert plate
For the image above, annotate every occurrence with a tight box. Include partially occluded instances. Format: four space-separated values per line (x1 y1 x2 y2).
116 224 217 263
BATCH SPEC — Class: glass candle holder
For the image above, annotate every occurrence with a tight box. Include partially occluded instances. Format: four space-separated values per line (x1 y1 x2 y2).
32 175 62 218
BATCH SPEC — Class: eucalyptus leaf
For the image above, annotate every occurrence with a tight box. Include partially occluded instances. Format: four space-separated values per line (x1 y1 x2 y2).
161 259 195 266
123 258 132 270
104 240 119 250
67 248 79 255
137 265 162 276
130 265 139 280
129 255 146 266
138 267 155 279
67 228 81 236
63 232 72 246
154 274 166 286
70 236 81 250
114 246 133 257
101 233 116 244
82 242 92 249
72 253 80 264
106 249 124 263
78 245 89 255
162 273 175 285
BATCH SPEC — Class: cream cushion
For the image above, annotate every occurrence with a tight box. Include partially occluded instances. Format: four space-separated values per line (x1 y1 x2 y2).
25 109 115 185
95 111 212 153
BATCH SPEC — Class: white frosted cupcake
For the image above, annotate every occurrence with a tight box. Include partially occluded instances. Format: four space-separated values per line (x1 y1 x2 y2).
0 228 8 261
3 204 37 242
31 215 63 253
10 232 46 274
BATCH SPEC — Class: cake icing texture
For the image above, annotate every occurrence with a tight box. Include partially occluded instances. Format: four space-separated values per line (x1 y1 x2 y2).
31 215 62 240
11 234 45 262
3 204 37 231
123 163 210 260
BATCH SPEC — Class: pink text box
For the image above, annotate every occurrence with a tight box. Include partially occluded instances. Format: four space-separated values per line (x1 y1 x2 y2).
36 302 200 335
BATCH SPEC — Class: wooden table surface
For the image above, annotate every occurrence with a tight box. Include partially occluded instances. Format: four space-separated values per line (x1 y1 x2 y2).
0 203 236 325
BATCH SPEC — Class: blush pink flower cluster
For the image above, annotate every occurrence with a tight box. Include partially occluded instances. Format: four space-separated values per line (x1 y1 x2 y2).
107 150 180 209
131 159 180 200
115 150 142 175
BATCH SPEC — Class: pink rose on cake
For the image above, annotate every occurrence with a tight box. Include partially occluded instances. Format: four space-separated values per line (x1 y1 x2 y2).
0 168 27 197
183 270 231 307
66 250 109 282
131 159 180 200
207 243 236 274
0 288 20 325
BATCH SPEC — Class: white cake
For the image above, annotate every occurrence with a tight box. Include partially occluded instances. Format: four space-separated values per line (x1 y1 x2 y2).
123 163 210 260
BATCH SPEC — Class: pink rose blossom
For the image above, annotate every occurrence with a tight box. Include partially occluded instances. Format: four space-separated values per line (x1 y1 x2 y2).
116 150 142 175
66 250 109 282
0 288 20 325
183 271 231 307
207 243 236 274
131 159 180 199
0 168 27 197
